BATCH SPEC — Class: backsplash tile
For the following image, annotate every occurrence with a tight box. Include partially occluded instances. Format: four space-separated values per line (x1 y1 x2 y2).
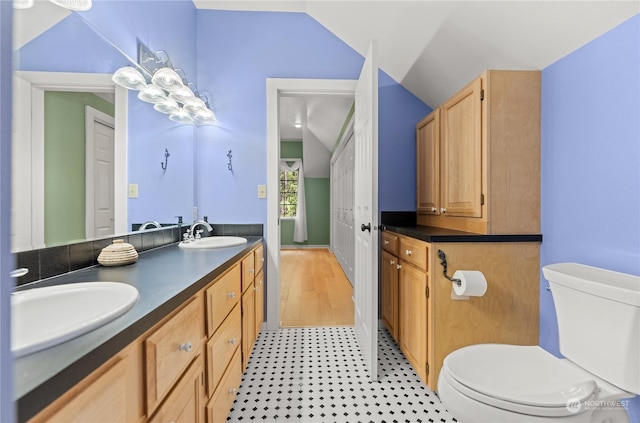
13 225 262 287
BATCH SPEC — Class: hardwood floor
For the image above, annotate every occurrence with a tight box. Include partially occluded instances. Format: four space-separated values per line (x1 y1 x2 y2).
280 249 354 327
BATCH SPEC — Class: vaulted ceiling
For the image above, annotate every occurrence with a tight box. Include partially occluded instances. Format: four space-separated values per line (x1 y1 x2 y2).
195 0 638 155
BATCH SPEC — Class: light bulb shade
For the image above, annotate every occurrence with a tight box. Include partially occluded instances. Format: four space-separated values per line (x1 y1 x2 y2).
194 108 217 126
138 85 167 104
13 0 34 9
112 67 146 91
151 67 184 92
183 97 207 115
169 110 194 125
168 85 195 104
48 0 92 11
153 98 180 115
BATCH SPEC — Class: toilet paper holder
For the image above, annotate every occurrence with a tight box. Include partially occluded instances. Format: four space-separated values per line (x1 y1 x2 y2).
437 249 462 286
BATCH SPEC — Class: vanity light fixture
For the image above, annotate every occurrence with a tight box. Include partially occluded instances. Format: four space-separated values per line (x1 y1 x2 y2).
111 40 217 126
13 0 91 10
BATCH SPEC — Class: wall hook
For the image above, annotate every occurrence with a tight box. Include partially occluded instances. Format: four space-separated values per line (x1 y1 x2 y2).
437 249 462 286
161 148 170 171
227 149 233 171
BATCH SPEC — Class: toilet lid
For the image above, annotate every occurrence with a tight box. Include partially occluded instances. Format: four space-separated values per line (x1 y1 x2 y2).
443 344 598 411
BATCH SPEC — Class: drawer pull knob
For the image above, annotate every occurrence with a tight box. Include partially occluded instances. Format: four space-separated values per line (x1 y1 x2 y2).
261 258 265 262
229 388 238 395
179 342 193 352
389 260 395 265
397 264 402 270
228 292 236 299
384 240 389 245
250 269 255 273
405 249 412 256
431 207 437 212
228 338 237 345
441 207 446 213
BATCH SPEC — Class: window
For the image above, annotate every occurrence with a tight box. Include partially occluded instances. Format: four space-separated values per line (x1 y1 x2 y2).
280 169 299 217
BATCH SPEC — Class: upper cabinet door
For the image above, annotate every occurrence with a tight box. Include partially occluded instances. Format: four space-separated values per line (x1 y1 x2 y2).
441 77 483 218
416 109 440 215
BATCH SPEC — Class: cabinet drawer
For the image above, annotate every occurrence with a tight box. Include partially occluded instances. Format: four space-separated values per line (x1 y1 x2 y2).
206 304 241 397
149 356 205 423
206 264 241 337
254 244 264 274
241 252 255 292
146 297 204 413
381 231 399 255
206 348 242 423
399 236 429 271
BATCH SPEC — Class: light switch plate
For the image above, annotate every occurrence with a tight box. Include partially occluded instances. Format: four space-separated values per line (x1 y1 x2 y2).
257 184 267 199
128 184 138 198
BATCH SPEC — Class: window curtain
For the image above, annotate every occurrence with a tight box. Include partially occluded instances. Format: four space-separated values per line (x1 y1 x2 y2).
280 159 307 242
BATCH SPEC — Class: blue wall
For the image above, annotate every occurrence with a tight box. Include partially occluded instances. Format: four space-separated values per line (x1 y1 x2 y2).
194 10 430 225
540 14 640 420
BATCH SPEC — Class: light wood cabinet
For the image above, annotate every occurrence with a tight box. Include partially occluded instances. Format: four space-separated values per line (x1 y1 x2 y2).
380 250 399 342
30 242 264 423
416 70 540 234
380 230 539 389
146 296 204 414
149 356 205 423
241 251 255 292
30 355 130 423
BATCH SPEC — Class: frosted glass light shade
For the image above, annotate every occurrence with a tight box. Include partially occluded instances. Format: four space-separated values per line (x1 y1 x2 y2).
151 68 184 92
183 97 207 115
168 85 195 104
138 85 166 104
49 0 92 11
153 98 180 115
169 109 194 124
193 108 217 126
13 0 34 9
112 67 146 91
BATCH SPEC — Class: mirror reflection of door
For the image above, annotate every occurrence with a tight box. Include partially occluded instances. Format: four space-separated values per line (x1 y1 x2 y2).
86 107 115 239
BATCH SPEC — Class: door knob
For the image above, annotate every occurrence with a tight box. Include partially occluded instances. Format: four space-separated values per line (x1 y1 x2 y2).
361 223 371 232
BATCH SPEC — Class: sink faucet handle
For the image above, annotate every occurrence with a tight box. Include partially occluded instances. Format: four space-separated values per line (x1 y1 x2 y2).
183 229 191 242
195 230 203 239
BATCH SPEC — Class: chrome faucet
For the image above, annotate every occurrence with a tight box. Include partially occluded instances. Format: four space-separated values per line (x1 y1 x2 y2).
188 220 213 240
139 221 161 230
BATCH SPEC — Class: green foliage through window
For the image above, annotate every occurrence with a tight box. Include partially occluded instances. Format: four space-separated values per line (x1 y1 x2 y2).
280 170 298 217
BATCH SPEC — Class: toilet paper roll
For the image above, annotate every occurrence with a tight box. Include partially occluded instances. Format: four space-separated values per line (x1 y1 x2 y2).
451 270 487 299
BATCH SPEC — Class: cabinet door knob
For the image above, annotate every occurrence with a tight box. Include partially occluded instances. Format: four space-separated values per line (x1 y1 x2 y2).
228 292 236 299
397 264 402 270
405 249 412 256
441 207 446 213
390 260 395 265
431 207 437 212
229 388 238 395
228 338 237 345
384 240 389 245
179 342 193 352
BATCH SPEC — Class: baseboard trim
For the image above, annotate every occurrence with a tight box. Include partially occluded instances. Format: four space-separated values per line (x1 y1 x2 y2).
281 244 330 250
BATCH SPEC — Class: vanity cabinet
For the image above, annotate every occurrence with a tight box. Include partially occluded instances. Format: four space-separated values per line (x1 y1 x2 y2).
416 70 541 234
27 240 265 423
29 350 135 423
146 296 204 414
380 230 539 389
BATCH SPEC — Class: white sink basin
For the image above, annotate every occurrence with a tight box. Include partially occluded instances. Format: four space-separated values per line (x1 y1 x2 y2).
179 236 247 249
11 282 139 358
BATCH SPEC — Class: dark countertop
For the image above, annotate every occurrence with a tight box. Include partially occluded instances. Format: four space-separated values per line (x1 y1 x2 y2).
382 224 542 243
14 237 262 422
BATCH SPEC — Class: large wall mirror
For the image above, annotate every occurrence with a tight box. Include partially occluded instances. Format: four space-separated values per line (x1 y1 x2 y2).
12 3 195 252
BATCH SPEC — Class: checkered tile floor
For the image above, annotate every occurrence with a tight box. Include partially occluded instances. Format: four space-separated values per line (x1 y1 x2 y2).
228 326 457 422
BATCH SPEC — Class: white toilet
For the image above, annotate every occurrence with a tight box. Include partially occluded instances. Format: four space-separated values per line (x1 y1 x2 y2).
438 262 639 423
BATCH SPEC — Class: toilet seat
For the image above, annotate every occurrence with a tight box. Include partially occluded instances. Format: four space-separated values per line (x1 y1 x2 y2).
442 344 600 417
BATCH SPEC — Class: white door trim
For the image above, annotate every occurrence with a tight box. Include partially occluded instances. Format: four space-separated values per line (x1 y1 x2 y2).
266 78 357 330
13 71 128 245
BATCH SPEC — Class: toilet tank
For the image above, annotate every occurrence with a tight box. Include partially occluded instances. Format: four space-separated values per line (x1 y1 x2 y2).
542 262 640 395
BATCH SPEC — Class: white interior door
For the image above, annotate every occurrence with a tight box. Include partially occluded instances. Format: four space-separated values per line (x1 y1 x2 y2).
86 107 115 239
354 41 379 381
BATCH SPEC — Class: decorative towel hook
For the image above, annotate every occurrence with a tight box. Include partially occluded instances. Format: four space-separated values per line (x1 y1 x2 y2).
161 148 170 171
227 149 233 171
437 249 462 286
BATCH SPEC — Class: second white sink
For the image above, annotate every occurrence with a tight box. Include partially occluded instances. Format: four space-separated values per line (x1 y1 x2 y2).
179 236 247 249
12 282 139 358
